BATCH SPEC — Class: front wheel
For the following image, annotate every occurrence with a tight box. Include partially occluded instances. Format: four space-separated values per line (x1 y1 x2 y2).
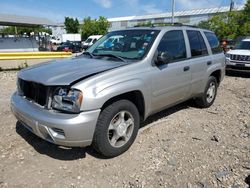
195 76 218 108
92 100 140 158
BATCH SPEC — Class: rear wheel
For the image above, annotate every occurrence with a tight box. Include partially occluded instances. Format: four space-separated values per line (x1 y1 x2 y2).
92 100 140 158
195 76 218 108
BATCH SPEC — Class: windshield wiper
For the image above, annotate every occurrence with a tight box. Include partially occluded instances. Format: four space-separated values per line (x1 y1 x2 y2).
82 51 94 58
94 54 127 63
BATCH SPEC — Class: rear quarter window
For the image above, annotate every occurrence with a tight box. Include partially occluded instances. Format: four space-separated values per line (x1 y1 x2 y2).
204 32 222 54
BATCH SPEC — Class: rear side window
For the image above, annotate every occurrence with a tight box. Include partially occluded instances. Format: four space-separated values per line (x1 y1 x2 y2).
204 32 222 54
157 30 186 62
187 30 208 57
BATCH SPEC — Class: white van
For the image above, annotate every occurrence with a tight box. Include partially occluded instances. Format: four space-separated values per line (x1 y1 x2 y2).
83 35 102 49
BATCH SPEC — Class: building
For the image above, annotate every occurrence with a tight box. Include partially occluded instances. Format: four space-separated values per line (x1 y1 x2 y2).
107 5 244 31
51 23 66 38
0 14 56 52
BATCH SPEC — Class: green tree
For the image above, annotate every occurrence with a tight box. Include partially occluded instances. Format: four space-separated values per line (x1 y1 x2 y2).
81 16 110 40
197 0 250 40
135 21 153 27
196 20 211 30
96 16 110 35
242 0 250 21
64 17 79 33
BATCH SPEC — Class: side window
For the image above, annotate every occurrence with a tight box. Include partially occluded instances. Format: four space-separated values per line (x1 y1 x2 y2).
157 30 186 63
204 32 222 54
92 39 97 44
187 30 208 57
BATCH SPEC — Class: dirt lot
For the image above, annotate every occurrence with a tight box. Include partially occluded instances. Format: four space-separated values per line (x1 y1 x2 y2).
0 71 249 188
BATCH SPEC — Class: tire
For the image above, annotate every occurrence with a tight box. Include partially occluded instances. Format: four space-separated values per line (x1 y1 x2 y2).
195 76 218 108
92 100 140 158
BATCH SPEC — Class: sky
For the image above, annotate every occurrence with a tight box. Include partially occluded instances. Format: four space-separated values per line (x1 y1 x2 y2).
0 0 247 22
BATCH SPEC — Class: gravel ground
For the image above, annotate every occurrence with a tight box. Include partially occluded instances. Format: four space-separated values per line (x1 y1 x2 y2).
0 71 249 188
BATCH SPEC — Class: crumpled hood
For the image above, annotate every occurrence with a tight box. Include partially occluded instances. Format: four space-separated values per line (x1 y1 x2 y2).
227 49 250 56
18 57 125 85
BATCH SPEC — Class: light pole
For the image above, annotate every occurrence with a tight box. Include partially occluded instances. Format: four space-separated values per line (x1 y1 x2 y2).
172 0 176 25
230 0 234 11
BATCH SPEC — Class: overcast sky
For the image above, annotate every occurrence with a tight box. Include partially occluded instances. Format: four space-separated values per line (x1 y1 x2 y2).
0 0 247 22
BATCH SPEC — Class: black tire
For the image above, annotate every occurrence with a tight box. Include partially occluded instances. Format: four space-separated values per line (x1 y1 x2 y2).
92 100 140 158
195 76 218 108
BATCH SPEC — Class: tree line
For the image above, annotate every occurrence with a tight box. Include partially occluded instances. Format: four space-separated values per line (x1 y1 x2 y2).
64 16 109 40
0 26 52 35
197 0 250 40
0 0 249 41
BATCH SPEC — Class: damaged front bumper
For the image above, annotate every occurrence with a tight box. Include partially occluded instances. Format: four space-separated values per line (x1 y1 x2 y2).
11 92 100 147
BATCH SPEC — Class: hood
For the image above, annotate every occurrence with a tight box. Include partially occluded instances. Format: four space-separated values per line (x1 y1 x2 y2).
227 49 250 56
18 57 125 86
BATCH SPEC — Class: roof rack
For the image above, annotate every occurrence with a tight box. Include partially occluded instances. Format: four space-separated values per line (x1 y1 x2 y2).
151 22 198 28
133 22 198 28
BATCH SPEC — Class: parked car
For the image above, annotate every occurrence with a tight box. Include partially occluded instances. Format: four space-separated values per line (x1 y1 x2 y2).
50 36 61 45
225 38 250 71
11 26 225 157
57 41 83 53
82 35 102 50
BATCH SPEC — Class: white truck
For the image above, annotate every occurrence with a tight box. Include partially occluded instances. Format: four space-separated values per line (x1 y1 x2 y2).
50 34 81 44
83 35 102 50
225 38 250 71
61 34 81 43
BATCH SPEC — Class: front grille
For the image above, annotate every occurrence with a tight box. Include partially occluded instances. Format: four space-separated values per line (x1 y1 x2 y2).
230 54 250 62
18 78 49 106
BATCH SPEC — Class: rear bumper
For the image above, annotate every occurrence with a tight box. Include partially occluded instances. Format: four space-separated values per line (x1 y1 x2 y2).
11 92 100 147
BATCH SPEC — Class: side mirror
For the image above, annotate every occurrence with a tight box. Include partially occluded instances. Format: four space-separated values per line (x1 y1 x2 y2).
155 52 170 66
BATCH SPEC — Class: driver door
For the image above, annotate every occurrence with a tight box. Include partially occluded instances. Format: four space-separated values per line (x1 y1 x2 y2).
151 30 192 112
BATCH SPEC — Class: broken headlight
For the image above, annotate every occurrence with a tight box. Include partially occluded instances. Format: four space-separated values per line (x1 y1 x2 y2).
52 88 83 113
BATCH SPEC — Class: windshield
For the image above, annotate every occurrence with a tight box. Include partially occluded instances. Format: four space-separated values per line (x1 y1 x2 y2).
85 38 93 43
87 29 160 60
236 41 250 50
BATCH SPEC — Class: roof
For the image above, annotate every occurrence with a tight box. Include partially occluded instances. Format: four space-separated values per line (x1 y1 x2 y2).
114 25 212 33
107 5 245 22
0 13 57 26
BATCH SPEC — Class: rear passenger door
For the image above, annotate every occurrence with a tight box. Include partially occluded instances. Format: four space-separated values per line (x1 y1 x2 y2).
151 30 191 112
186 30 212 95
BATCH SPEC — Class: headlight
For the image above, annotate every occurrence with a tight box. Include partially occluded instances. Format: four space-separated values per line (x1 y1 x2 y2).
225 53 230 58
52 88 83 113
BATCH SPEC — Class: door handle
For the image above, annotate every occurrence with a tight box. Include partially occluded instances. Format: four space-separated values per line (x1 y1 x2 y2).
207 61 212 66
183 66 190 72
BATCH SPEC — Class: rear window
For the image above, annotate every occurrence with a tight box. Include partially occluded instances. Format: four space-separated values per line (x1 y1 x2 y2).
187 30 208 57
204 32 222 54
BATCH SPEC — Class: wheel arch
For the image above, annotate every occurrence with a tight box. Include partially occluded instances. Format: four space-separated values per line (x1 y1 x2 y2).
101 90 146 122
209 69 222 85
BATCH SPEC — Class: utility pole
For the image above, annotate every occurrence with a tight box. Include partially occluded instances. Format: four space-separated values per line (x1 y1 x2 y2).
172 0 176 25
15 26 17 35
230 0 234 11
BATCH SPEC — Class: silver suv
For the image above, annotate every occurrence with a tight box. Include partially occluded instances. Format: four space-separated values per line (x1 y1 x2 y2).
11 26 225 157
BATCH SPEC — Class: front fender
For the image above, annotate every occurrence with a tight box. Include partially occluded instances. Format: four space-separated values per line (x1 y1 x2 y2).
81 79 151 115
